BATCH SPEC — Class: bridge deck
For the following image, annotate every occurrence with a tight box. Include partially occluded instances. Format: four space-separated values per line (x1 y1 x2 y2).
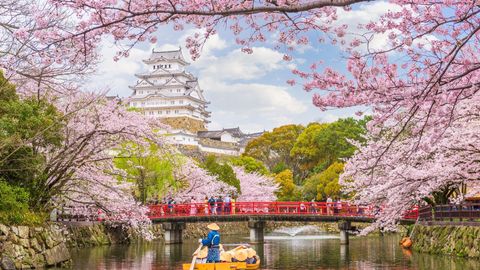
148 202 417 224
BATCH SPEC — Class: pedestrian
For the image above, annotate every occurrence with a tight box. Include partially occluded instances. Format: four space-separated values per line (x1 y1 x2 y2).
217 196 223 215
224 194 231 214
168 197 176 214
327 196 333 215
310 199 317 213
190 196 197 215
204 196 209 215
208 196 216 215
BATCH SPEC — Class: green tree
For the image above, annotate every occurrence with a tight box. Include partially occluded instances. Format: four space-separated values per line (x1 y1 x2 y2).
230 156 269 175
114 142 180 204
201 155 240 192
312 117 368 172
290 122 329 172
302 162 344 201
0 71 64 209
244 124 304 179
274 169 299 201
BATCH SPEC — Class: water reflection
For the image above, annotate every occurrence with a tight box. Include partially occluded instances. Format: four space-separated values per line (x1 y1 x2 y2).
68 234 480 270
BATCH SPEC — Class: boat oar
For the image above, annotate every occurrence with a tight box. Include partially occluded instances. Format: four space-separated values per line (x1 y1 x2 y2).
189 244 203 270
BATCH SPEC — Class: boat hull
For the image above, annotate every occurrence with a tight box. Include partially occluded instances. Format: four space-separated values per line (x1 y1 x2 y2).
182 260 260 270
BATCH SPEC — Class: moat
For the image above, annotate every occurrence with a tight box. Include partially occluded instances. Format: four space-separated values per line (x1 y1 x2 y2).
65 233 480 269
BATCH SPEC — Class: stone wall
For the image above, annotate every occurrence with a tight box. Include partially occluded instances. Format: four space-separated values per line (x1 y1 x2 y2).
0 224 70 270
66 223 132 248
197 138 238 150
161 117 206 133
413 225 480 257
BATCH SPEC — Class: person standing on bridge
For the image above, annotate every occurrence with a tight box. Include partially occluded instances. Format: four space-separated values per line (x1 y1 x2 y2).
198 223 221 263
208 196 216 215
327 196 333 215
224 194 231 214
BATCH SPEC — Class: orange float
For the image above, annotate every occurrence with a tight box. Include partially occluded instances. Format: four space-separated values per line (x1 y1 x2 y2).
400 237 413 249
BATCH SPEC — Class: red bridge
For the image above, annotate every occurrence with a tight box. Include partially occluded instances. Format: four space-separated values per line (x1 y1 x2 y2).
147 202 418 244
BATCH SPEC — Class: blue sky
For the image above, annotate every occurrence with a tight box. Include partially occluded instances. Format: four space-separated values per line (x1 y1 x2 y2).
87 1 397 133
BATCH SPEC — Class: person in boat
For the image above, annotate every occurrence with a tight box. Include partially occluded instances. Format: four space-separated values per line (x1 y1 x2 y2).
198 223 221 263
195 247 208 264
245 248 257 264
231 249 248 262
220 251 232 263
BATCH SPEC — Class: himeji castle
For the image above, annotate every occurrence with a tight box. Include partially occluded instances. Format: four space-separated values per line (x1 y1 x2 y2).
129 47 261 155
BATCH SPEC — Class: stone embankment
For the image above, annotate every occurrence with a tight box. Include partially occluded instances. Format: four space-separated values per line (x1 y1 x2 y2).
0 224 70 270
66 223 134 248
413 225 480 257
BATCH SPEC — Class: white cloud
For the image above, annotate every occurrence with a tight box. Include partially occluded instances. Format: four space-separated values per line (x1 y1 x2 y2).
85 40 152 96
332 1 402 51
195 47 285 81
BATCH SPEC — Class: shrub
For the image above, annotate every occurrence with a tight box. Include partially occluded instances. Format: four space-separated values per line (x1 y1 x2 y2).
0 180 46 225
0 180 29 211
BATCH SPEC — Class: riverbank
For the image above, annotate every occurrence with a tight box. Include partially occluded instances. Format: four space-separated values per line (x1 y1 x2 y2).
413 225 480 258
0 224 70 270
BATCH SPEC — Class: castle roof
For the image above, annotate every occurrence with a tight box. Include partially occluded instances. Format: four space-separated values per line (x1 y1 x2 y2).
197 127 246 139
144 47 189 65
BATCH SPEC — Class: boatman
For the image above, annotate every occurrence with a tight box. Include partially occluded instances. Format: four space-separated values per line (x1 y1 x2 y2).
198 223 221 263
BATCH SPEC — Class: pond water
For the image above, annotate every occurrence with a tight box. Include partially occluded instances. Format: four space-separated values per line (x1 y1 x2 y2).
67 230 480 269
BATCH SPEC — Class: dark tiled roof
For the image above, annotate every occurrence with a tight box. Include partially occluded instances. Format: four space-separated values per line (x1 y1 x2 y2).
150 48 185 61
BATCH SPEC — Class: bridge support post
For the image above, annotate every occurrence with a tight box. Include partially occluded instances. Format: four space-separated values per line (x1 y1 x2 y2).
162 222 186 244
338 220 351 245
248 220 265 243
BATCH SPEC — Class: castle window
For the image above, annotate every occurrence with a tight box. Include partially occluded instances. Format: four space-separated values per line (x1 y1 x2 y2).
166 110 170 114
174 110 179 114
159 111 162 115
171 101 175 104
149 111 154 115
141 102 145 106
179 100 184 104
169 64 171 68
177 89 181 92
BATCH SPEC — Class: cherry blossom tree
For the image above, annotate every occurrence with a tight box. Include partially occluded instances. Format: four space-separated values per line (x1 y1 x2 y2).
36 92 167 228
6 0 479 228
0 0 97 95
174 158 236 201
233 167 278 202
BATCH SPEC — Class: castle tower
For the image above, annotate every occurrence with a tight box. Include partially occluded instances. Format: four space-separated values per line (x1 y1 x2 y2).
129 48 210 145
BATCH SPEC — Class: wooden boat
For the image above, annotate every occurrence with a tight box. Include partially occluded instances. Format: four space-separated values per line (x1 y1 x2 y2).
182 259 260 270
246 258 261 269
182 262 246 270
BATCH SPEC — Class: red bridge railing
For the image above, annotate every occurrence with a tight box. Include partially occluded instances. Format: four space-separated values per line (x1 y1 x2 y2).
147 202 419 220
418 203 480 223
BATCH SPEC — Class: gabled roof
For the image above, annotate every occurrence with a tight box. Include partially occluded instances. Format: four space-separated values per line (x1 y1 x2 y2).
238 131 264 146
185 79 206 101
197 127 246 139
152 48 185 60
144 47 189 65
